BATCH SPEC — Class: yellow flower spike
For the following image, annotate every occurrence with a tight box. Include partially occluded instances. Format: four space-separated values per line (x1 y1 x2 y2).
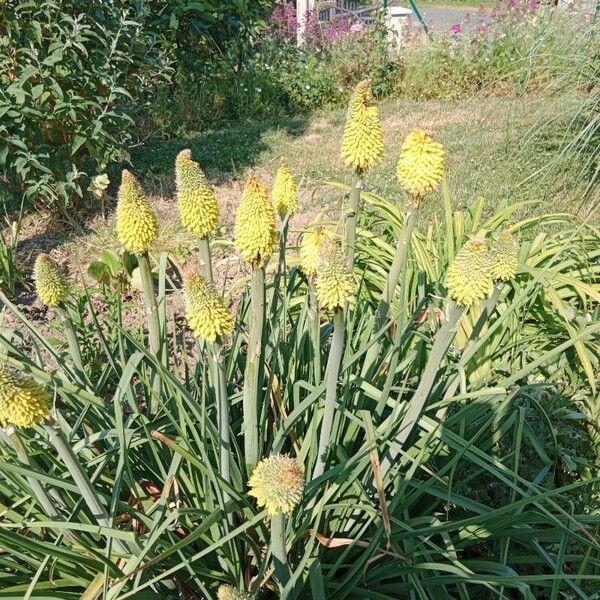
116 169 158 254
272 162 298 219
299 227 329 279
396 128 445 206
0 369 50 429
341 80 384 172
183 268 234 343
217 585 254 600
234 175 277 268
491 229 518 282
248 454 304 516
175 149 219 238
446 237 494 307
315 243 357 310
33 253 69 307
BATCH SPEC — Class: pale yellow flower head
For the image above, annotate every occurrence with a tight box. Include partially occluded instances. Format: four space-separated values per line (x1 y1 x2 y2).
183 267 234 343
248 454 304 516
116 170 158 253
396 128 445 206
0 369 50 429
217 585 254 600
235 175 277 268
491 229 518 282
272 162 298 219
299 227 331 279
33 254 69 307
341 80 384 172
446 237 493 307
175 149 219 238
315 242 357 310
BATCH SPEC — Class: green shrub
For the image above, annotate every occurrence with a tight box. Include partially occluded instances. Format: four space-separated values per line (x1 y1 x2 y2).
0 0 170 211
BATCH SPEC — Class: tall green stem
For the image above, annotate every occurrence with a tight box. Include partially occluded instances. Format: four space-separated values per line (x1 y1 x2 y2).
362 208 417 380
380 301 465 478
243 266 266 471
271 513 291 596
308 281 321 386
198 237 213 284
210 343 230 489
43 419 130 555
313 308 345 480
56 304 88 388
137 251 162 407
345 174 363 272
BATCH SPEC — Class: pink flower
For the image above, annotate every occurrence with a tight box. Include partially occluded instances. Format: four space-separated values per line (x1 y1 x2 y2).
449 23 463 34
350 22 364 34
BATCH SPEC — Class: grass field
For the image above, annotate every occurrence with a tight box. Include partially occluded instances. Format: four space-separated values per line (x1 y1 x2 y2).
32 91 592 274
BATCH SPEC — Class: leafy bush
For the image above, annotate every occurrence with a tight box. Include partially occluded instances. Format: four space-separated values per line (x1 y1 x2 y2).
402 2 595 99
0 0 170 212
0 86 598 598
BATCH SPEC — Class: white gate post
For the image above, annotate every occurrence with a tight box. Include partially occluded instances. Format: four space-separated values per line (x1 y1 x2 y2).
297 0 315 45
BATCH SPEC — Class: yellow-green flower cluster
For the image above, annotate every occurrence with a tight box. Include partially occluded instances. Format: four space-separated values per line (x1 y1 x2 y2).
396 128 445 205
491 229 518 282
175 149 219 238
217 585 253 600
235 175 277 268
272 162 298 219
446 237 493 307
315 244 357 310
0 369 50 429
116 170 158 254
341 80 384 172
248 454 304 516
33 254 69 307
184 270 234 343
299 227 327 279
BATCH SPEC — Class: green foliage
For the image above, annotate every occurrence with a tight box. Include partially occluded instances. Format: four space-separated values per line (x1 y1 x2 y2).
0 154 598 597
0 214 24 298
401 6 594 99
0 0 170 211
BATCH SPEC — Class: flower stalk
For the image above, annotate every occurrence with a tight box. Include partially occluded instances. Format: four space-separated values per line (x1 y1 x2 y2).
55 304 88 387
198 237 214 284
344 174 363 272
243 266 266 471
271 513 291 596
313 307 345 480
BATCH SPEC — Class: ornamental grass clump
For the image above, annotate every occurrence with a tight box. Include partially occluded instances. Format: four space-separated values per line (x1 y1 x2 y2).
1 81 600 600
